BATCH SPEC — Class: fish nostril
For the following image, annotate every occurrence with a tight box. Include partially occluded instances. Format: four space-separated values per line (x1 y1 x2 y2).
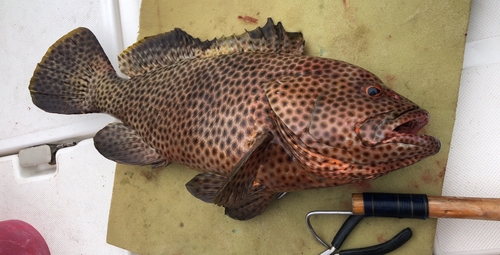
387 91 400 100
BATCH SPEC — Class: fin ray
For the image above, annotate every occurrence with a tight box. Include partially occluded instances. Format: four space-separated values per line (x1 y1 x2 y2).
94 122 167 166
224 189 275 221
212 132 273 207
29 27 118 114
186 172 227 203
118 18 304 77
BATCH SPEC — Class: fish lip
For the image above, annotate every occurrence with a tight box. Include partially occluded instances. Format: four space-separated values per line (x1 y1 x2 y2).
357 108 438 147
379 108 441 155
382 108 430 141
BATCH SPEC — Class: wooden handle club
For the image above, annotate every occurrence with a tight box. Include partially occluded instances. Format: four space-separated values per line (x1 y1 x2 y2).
352 193 500 221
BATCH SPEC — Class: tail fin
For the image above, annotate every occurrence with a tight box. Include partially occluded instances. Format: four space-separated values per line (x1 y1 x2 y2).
29 27 117 114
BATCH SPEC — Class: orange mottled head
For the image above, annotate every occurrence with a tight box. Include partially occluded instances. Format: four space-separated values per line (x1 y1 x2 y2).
265 56 441 182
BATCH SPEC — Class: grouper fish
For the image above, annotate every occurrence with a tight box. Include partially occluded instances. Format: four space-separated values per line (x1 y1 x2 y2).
29 18 441 220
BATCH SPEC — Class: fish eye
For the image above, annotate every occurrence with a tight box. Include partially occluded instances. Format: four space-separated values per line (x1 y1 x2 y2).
364 84 382 97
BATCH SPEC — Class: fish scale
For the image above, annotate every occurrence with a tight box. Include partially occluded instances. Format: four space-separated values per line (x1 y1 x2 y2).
29 18 440 220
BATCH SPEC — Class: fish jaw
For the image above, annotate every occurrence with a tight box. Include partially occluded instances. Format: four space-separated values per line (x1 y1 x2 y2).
352 108 441 163
356 108 430 144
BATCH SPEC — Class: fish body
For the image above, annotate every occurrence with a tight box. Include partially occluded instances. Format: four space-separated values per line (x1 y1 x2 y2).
29 19 440 220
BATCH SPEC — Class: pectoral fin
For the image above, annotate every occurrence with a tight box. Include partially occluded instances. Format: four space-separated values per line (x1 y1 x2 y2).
93 122 167 166
212 132 273 207
225 189 275 221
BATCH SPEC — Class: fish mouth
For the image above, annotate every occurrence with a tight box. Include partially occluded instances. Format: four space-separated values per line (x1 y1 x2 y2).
357 108 441 155
383 109 430 142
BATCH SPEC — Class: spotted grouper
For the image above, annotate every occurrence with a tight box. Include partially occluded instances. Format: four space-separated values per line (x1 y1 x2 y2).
29 18 440 220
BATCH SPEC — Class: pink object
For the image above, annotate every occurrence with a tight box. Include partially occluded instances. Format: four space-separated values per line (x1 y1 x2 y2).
0 220 50 255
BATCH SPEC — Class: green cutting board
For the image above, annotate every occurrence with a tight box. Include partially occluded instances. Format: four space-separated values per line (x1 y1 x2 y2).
107 1 471 254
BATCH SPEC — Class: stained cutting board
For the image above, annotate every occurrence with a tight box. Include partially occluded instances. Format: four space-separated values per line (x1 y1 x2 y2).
107 1 471 254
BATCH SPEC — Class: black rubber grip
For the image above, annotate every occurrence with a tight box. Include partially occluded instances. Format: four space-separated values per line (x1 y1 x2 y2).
362 193 429 219
331 215 364 249
338 227 413 255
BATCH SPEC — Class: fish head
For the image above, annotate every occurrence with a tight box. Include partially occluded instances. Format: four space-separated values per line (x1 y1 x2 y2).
266 59 441 181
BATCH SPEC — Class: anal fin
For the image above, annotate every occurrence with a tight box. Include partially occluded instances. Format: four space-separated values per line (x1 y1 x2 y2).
212 132 273 207
185 172 226 203
94 122 167 166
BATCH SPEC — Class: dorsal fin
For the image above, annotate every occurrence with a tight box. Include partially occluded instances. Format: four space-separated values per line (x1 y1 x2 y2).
201 18 304 58
118 18 304 77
